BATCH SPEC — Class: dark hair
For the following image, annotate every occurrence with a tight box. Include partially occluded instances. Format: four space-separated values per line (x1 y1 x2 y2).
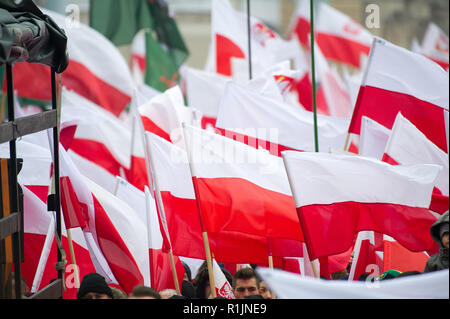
232 267 259 289
192 264 232 299
77 273 113 299
130 285 161 299
181 261 192 282
181 280 196 298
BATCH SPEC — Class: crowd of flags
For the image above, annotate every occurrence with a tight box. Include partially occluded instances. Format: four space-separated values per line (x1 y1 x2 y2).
0 0 448 299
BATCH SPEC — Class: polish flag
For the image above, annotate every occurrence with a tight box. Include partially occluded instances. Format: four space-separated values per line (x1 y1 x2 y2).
59 146 146 294
315 3 373 69
138 86 202 147
183 124 304 243
10 9 133 117
282 151 441 261
348 38 449 153
348 231 383 281
114 177 184 291
60 89 132 194
289 0 373 68
421 23 449 71
382 113 449 215
213 259 235 299
358 116 391 160
211 0 297 77
146 132 282 265
215 81 349 156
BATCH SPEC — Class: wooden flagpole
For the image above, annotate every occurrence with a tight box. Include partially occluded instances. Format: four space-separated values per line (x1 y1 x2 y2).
145 133 181 295
246 0 253 81
182 123 216 298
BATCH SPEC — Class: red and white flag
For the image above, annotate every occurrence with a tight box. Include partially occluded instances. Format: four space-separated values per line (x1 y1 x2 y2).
215 82 349 156
183 124 304 243
421 23 449 71
289 0 373 68
145 132 271 264
348 231 383 281
282 151 441 261
59 146 146 294
138 86 202 147
348 38 449 153
10 9 134 117
213 259 235 299
382 113 449 214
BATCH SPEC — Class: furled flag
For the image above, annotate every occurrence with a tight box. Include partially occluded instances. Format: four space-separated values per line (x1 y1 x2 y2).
10 8 134 117
348 231 383 281
348 38 449 153
183 124 304 243
215 81 349 156
420 23 449 71
382 113 449 215
281 151 441 261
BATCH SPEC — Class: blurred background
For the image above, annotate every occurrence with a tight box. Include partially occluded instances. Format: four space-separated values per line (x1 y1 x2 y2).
33 0 449 69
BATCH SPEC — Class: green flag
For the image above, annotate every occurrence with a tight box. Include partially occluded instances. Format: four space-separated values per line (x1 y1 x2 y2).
144 31 179 92
90 0 188 67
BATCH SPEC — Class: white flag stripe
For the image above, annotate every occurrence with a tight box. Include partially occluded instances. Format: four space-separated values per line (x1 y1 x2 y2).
281 151 441 207
365 38 449 109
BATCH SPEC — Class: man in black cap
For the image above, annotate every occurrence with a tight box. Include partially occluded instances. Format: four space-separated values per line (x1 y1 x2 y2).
77 273 114 299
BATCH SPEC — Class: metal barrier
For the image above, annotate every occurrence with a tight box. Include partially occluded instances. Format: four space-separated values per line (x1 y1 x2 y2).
0 64 63 299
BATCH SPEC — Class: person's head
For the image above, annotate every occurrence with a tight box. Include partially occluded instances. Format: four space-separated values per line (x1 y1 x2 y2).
430 211 449 249
181 280 196 299
259 281 275 299
232 267 260 299
129 285 161 299
77 273 113 299
181 261 192 282
159 289 178 299
331 269 349 280
439 222 449 249
110 286 127 299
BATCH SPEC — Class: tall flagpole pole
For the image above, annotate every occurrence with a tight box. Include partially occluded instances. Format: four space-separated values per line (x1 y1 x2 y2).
310 0 319 153
247 0 252 80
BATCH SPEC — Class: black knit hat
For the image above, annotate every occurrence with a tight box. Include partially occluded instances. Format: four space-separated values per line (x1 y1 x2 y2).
77 273 113 299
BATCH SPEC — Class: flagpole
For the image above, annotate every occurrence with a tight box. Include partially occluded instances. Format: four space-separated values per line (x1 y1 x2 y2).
182 123 217 298
246 0 252 80
144 133 181 295
310 0 319 153
266 237 273 269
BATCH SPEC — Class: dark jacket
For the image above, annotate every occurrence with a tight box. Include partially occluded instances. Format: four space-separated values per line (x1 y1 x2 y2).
424 211 449 273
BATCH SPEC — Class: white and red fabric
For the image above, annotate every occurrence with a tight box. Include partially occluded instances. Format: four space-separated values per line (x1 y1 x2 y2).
382 113 449 215
421 23 449 71
359 116 391 160
138 85 202 147
348 231 383 281
60 89 133 194
10 9 134 117
59 146 146 294
281 151 441 261
146 131 293 264
348 38 449 153
183 124 304 244
210 0 298 78
289 0 373 69
213 259 235 299
215 81 349 156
